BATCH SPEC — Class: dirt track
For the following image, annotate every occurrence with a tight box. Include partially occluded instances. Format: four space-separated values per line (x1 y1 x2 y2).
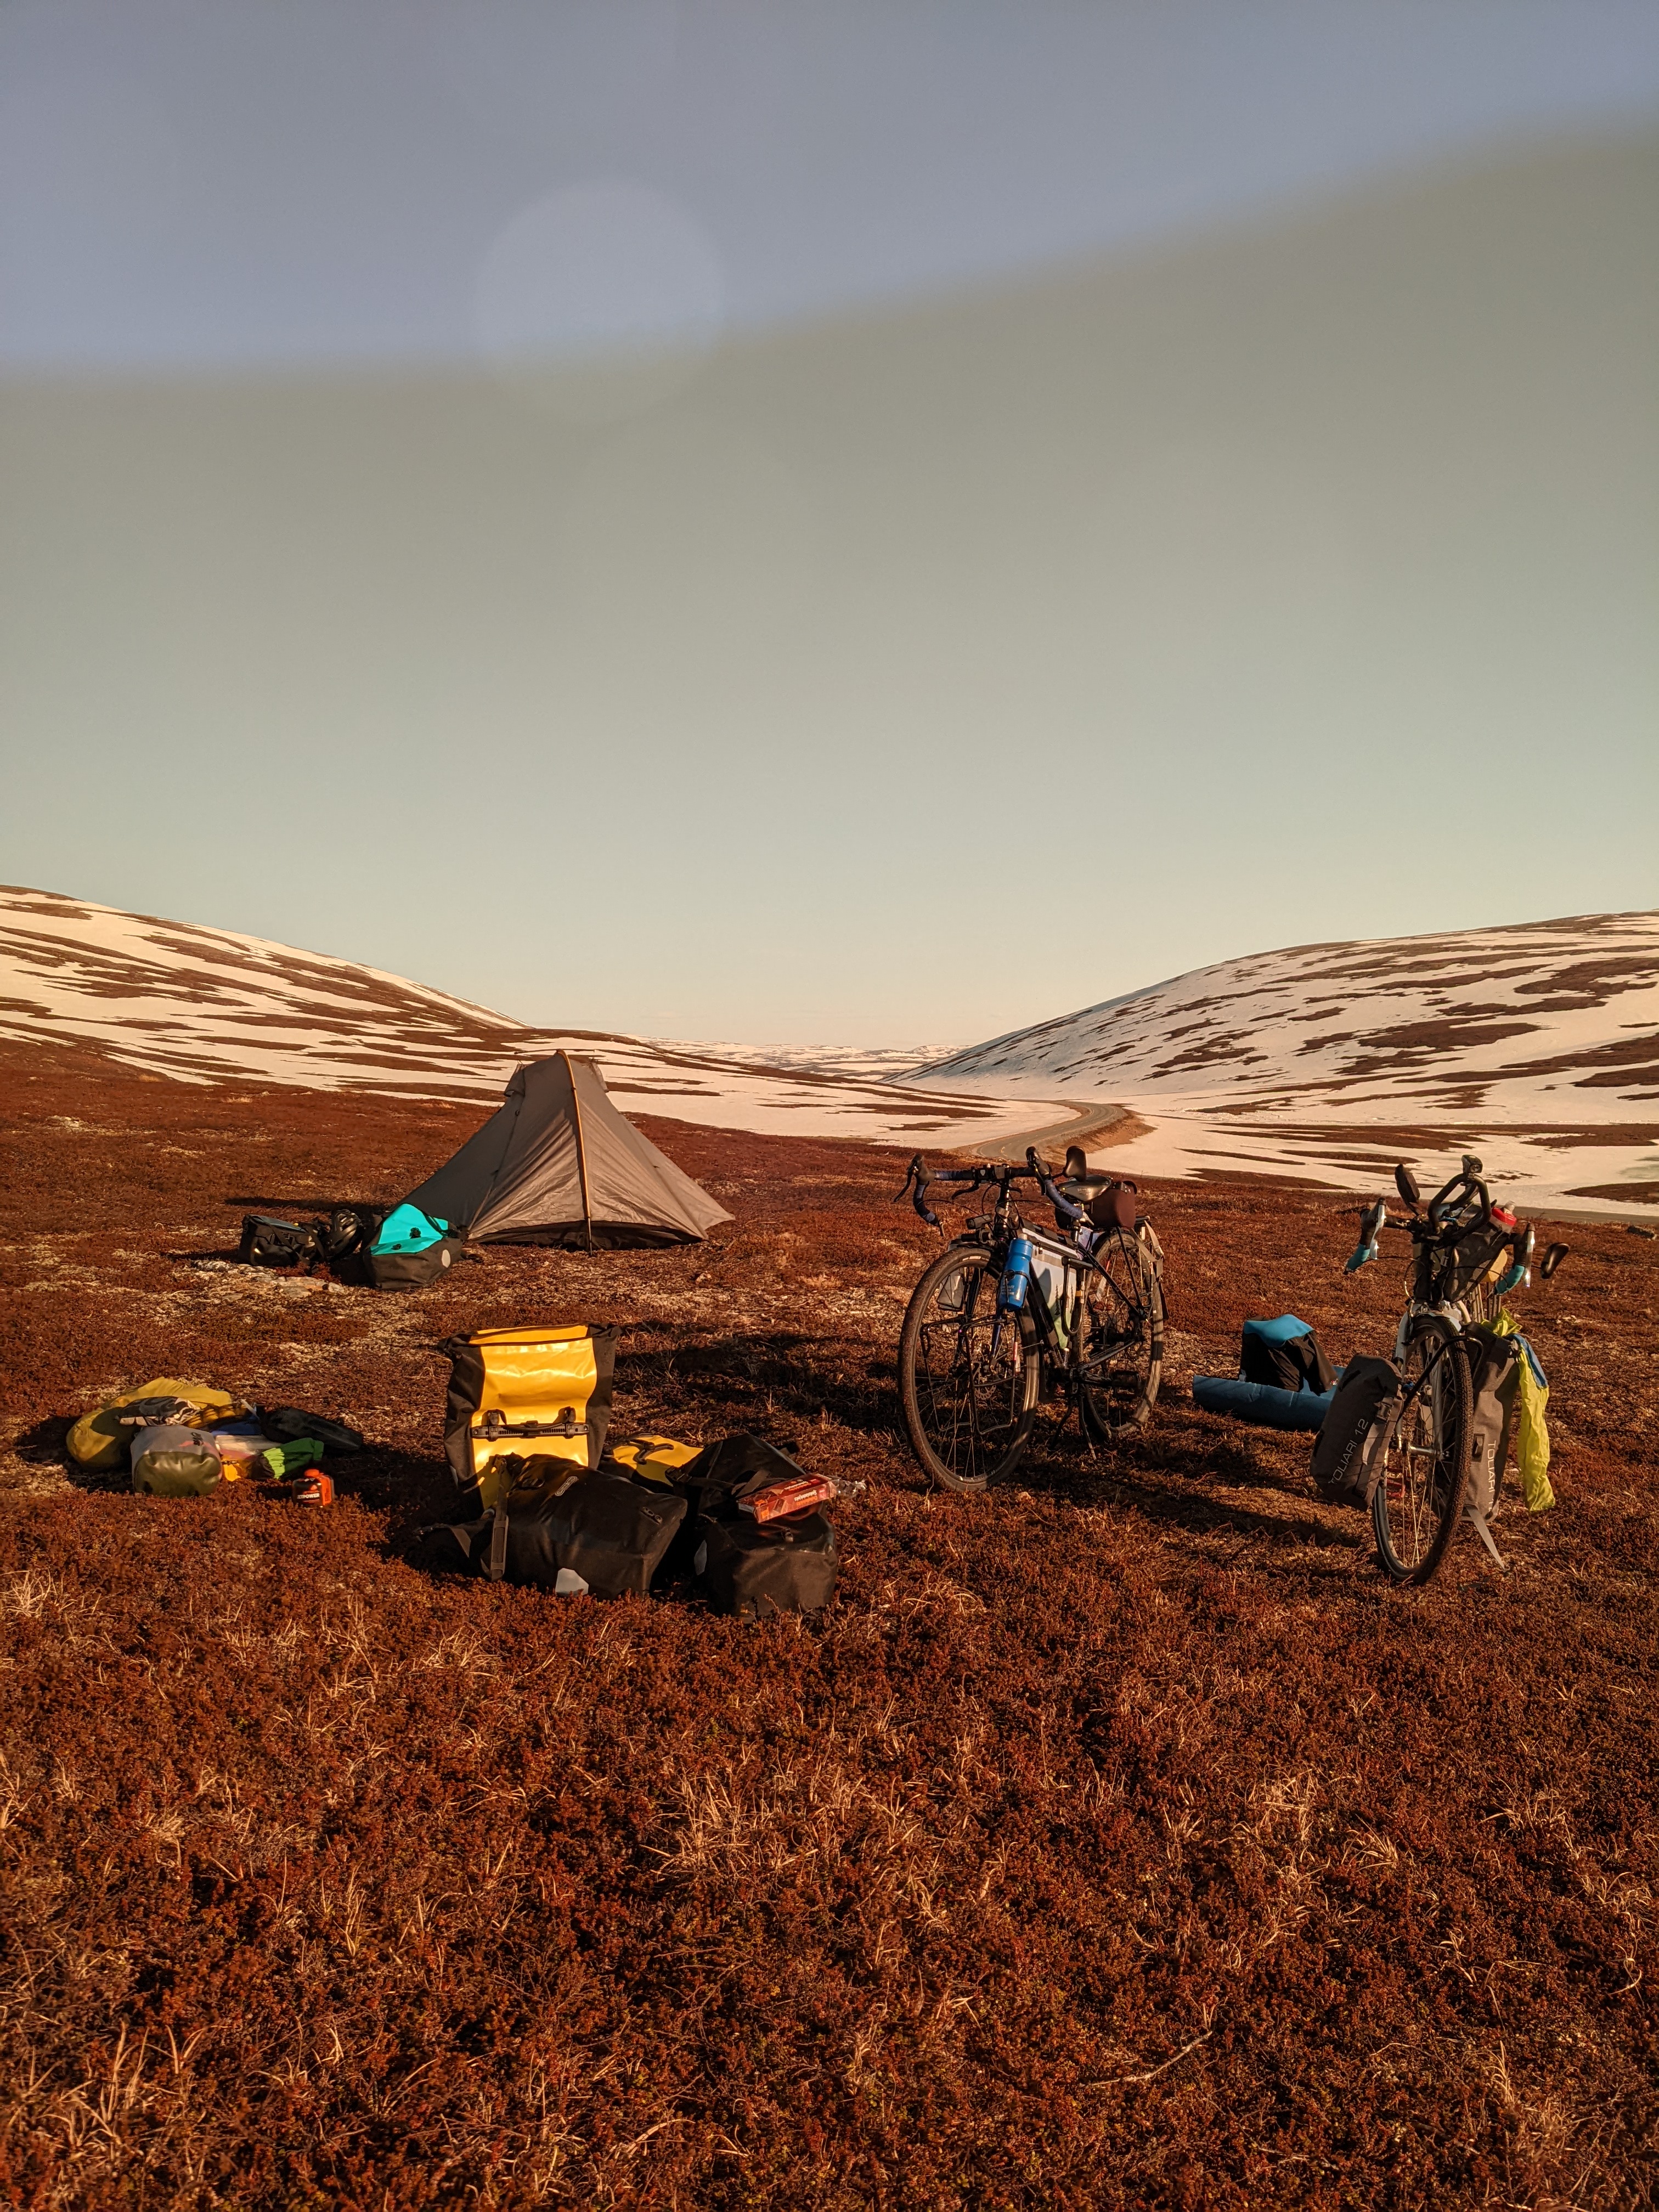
1 1048 1655 2208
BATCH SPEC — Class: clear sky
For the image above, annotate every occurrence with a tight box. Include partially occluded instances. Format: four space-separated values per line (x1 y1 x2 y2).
2 2 1656 1043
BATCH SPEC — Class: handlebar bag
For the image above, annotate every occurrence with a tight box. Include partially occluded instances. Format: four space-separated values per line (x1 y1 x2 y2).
1240 1316 1336 1394
1445 1224 1514 1303
1310 1356 1402 1508
440 1323 618 1511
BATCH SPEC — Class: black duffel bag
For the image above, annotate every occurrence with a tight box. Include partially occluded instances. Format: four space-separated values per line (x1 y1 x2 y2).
423 1460 686 1598
238 1214 321 1269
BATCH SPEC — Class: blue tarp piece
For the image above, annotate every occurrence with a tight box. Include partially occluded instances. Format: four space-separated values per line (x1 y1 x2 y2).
370 1203 450 1256
1191 1374 1338 1432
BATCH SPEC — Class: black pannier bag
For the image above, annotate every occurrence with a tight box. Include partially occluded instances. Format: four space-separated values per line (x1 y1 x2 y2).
433 1462 689 1596
691 1509 840 1621
1462 1324 1523 1516
674 1436 840 1619
238 1214 321 1269
1240 1316 1336 1394
364 1235 466 1290
674 1433 810 1516
1310 1355 1402 1507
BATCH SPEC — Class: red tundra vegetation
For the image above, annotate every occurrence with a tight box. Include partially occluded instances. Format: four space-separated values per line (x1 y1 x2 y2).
1 1043 1655 2208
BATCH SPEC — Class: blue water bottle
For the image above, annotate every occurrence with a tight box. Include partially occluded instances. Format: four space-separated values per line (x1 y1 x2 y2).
998 1236 1034 1312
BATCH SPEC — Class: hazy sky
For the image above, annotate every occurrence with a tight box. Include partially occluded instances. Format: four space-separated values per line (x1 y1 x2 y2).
5 0 1659 371
2 2 1656 1045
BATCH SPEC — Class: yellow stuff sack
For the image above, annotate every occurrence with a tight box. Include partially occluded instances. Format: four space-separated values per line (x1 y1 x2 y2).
67 1378 246 1473
607 1433 702 1485
439 1324 618 1512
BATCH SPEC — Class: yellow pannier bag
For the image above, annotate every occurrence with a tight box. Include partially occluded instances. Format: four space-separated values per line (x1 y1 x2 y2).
439 1324 618 1511
607 1433 702 1485
67 1378 246 1473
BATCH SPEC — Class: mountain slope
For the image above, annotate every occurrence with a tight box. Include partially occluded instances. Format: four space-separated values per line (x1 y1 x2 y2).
905 911 1659 1216
0 885 1031 1144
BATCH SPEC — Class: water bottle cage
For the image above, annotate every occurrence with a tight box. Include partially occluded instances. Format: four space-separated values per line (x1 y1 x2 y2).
472 1408 588 1441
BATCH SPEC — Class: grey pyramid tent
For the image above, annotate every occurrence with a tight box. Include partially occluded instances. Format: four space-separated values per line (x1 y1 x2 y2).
404 1052 732 1250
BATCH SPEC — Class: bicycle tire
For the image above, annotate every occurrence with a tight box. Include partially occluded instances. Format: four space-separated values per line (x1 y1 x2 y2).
899 1244 1039 1492
1076 1231 1164 1443
1371 1315 1472 1587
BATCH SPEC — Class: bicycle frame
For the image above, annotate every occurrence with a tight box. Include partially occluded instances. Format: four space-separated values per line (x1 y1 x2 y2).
1345 1154 1568 1570
897 1147 1158 1427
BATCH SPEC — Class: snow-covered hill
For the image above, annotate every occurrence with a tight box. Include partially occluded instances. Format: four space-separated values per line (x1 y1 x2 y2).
0 885 1030 1146
903 913 1659 1217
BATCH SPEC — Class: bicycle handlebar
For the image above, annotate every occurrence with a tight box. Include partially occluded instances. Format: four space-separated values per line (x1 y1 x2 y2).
892 1149 1065 1231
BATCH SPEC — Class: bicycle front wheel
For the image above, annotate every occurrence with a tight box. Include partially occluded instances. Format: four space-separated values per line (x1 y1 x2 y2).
1077 1230 1164 1443
1372 1316 1472 1587
899 1245 1039 1491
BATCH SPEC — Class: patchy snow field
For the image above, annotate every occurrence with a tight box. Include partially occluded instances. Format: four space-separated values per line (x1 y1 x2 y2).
904 913 1659 1218
0 886 1031 1146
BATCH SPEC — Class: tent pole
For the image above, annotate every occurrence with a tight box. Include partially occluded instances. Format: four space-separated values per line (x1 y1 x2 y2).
563 1050 595 1252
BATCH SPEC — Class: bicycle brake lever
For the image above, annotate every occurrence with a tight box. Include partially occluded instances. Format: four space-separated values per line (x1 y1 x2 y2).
1345 1197 1386 1271
1494 1222 1534 1297
895 1153 942 1229
892 1153 923 1205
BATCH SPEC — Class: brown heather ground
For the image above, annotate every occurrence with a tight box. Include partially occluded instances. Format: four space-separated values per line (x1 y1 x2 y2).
1 1046 1656 2210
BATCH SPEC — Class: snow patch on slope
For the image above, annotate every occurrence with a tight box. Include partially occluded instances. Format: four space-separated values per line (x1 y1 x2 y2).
902 913 1659 1216
0 886 1031 1145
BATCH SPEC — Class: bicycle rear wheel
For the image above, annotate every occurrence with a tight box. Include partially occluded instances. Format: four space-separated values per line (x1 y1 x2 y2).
1372 1316 1472 1587
899 1245 1039 1491
1076 1230 1164 1442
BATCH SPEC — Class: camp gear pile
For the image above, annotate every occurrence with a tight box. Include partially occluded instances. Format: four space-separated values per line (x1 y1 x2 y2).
425 1330 838 1615
1191 1316 1339 1434
226 1056 728 1286
422 1432 839 1617
68 1378 361 1506
405 1052 731 1251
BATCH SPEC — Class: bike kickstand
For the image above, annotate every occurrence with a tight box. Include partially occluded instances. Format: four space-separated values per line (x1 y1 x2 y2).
1465 1507 1508 1572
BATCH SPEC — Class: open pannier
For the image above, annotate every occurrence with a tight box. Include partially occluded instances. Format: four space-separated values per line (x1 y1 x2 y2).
440 1323 618 1512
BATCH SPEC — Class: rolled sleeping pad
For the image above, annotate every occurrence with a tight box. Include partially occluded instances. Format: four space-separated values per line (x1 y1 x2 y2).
1190 1375 1339 1433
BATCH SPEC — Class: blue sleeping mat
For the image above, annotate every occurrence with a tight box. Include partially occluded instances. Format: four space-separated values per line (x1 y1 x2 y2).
1190 1374 1336 1432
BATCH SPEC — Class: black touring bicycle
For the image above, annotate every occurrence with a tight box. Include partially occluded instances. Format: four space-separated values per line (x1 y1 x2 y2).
893 1147 1164 1489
